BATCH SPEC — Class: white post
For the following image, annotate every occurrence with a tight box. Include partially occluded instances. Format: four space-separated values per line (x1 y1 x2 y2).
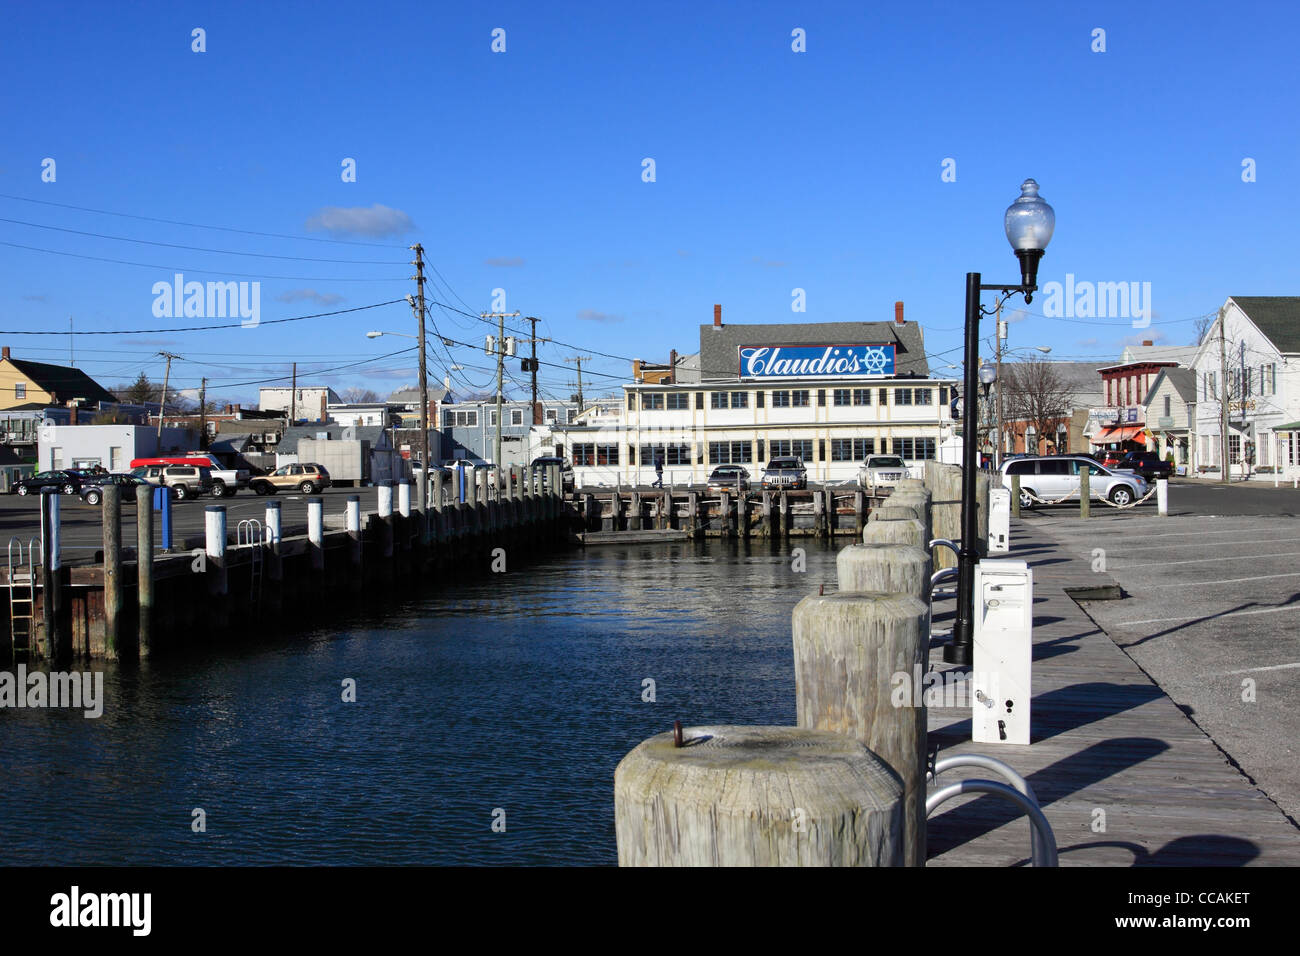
378 482 394 519
346 496 361 534
265 499 282 545
308 497 324 547
205 505 227 561
398 480 411 517
48 492 61 570
1156 477 1168 516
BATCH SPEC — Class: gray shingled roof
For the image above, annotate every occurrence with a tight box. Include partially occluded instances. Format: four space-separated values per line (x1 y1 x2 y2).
698 321 929 381
1146 366 1195 404
1231 297 1300 353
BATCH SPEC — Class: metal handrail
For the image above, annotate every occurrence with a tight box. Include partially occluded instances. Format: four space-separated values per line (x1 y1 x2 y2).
931 567 958 591
927 778 1058 867
930 537 960 559
929 754 1046 864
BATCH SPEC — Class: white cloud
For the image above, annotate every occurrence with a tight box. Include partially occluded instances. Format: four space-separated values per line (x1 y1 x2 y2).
577 309 624 323
304 204 415 238
275 289 346 306
485 257 524 268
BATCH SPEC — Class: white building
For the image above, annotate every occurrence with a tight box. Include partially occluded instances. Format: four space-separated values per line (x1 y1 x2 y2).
258 386 341 423
38 424 198 472
1190 297 1300 478
549 303 956 486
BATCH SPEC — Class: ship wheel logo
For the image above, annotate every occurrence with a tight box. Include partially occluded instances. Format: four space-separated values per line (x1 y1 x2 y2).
862 347 890 375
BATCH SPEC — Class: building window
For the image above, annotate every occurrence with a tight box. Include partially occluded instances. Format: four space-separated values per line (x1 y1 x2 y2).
878 388 889 406
667 392 689 410
817 389 826 408
642 393 664 410
711 392 728 409
756 391 765 408
756 439 765 461
1229 434 1242 464
597 444 619 465
792 439 814 461
489 410 498 427
833 389 851 406
546 408 557 423
894 388 913 406
696 392 704 410
511 409 523 426
772 391 791 408
915 389 933 405
791 390 810 408
818 438 825 461
769 439 791 458
708 441 753 464
1163 395 1171 417
730 391 748 408
831 438 877 461
573 443 594 466
853 388 872 406
14 383 25 401
628 393 636 410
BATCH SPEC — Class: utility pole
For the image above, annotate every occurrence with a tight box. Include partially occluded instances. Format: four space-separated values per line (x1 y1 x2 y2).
156 351 181 439
69 315 74 366
481 311 520 471
410 245 430 509
1219 304 1230 484
565 355 592 416
290 361 297 424
523 316 551 424
199 377 207 450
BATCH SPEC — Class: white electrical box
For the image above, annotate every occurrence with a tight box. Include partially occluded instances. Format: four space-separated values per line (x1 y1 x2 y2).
989 487 1010 554
971 559 1033 746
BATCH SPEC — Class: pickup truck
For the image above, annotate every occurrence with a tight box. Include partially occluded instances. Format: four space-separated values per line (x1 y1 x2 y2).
1115 451 1173 483
129 454 250 498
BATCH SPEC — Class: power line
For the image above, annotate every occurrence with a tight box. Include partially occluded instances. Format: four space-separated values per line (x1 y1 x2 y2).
0 298 407 335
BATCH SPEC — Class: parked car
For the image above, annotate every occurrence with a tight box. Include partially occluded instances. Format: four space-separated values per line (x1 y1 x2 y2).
1115 451 1173 483
761 457 808 490
858 454 908 490
80 473 149 506
707 465 751 492
530 456 575 493
130 454 249 498
248 463 332 495
1001 455 1148 509
13 470 83 496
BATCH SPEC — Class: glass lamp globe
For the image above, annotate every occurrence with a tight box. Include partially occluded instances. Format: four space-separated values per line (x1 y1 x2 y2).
978 363 997 386
1003 179 1055 299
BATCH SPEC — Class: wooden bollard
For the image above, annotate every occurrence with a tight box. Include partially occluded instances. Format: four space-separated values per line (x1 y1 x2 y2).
1011 473 1021 518
870 503 921 523
720 490 731 536
761 490 772 537
614 725 904 867
779 490 789 537
888 489 932 540
1079 464 1090 519
854 491 865 533
613 487 624 531
863 517 927 550
264 500 283 615
813 490 825 537
825 488 836 536
346 495 363 591
433 472 446 542
205 505 229 630
631 491 643 531
136 483 154 658
39 491 67 662
738 491 749 537
686 491 697 536
837 544 931 603
793 592 929 867
308 496 325 589
102 483 123 658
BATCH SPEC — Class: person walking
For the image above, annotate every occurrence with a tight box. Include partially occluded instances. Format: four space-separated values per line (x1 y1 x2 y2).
653 456 664 488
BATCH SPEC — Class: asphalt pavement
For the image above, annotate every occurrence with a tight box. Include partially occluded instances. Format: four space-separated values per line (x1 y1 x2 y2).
1022 490 1300 824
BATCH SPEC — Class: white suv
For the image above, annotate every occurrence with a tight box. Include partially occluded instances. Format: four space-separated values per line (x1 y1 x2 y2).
859 455 908 490
1001 455 1147 509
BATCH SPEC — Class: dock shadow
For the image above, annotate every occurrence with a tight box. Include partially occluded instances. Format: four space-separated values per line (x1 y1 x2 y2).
1056 835 1260 867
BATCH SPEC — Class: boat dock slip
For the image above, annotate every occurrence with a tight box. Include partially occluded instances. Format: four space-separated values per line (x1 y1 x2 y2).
925 518 1300 866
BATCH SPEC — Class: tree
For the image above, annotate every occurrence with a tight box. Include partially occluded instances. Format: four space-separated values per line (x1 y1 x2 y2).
1192 313 1216 346
1002 357 1075 455
342 387 380 403
119 372 156 405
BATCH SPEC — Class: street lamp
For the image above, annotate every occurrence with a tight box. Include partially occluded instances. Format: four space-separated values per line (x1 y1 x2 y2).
946 179 1055 667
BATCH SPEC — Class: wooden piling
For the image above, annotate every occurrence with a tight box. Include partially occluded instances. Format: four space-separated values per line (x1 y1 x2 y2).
779 490 789 538
614 725 904 866
102 483 123 658
205 506 229 630
738 492 749 538
1079 464 1090 519
378 481 395 562
1011 473 1021 518
854 490 865 534
686 491 697 537
136 483 154 658
837 543 931 603
862 517 928 550
813 490 825 537
264 500 283 616
793 591 929 867
631 491 643 531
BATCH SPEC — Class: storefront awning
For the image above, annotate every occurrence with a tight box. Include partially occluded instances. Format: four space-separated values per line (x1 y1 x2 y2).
1275 421 1300 432
1094 425 1144 443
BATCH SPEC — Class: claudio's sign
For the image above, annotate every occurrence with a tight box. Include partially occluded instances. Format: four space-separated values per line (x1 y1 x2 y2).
739 344 896 379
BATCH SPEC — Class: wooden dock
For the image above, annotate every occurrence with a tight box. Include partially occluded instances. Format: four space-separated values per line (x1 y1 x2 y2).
576 529 691 545
925 518 1300 865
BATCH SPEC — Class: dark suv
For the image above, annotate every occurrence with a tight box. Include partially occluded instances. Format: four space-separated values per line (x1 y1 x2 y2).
1115 451 1173 482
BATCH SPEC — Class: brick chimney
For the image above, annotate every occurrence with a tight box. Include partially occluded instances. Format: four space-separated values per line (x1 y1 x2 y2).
633 359 643 382
1 346 9 361
894 301 905 325
69 403 78 426
713 303 722 329
533 400 543 425
1142 339 1153 346
669 349 678 384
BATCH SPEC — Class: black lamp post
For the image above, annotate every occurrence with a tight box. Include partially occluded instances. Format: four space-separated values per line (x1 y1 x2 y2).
944 179 1055 666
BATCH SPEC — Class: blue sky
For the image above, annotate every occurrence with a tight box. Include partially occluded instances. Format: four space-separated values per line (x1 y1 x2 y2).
2 1 1297 407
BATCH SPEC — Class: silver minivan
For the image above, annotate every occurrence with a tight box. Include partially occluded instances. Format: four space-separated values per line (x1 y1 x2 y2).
1001 455 1147 509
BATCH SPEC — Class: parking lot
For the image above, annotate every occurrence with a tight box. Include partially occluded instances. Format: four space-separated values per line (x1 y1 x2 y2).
0 486 383 564
1025 491 1300 823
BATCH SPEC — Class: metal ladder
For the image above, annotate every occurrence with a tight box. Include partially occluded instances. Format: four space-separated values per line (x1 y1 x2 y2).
236 519 263 605
7 537 41 660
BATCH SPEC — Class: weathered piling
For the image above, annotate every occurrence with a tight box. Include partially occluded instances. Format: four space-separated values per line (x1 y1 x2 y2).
793 591 929 867
102 483 123 658
631 492 642 531
40 492 66 662
779 490 789 538
307 496 325 592
264 500 283 616
855 491 865 534
719 491 731 536
738 491 749 537
346 495 363 591
686 491 697 537
1079 465 1090 519
836 543 931 603
813 491 825 537
871 503 921 523
136 482 154 658
1011 473 1021 518
862 516 928 550
614 725 904 866
378 481 395 565
205 506 229 630
761 490 772 538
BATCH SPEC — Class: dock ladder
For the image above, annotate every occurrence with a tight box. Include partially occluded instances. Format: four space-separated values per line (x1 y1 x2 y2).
236 519 264 605
7 537 41 660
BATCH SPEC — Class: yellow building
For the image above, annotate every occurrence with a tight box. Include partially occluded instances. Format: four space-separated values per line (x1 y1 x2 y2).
0 346 118 411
